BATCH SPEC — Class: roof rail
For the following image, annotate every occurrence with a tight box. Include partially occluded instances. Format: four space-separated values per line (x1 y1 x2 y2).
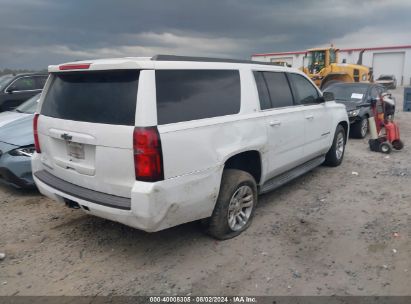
151 54 276 66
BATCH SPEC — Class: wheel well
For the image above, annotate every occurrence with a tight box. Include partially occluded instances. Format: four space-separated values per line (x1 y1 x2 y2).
224 151 261 184
339 121 349 141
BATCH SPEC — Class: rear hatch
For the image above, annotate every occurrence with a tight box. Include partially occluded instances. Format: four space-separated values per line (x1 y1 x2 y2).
37 70 139 198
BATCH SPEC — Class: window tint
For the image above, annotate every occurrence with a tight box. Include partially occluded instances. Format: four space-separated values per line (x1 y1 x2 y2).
41 70 139 125
263 72 294 108
10 77 36 91
288 73 319 105
253 72 271 110
156 70 240 124
254 71 294 109
35 76 48 89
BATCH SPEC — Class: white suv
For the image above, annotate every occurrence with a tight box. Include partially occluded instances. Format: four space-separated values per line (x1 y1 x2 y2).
32 55 349 239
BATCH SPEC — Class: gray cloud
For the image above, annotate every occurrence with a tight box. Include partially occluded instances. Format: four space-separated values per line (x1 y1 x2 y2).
1 0 410 69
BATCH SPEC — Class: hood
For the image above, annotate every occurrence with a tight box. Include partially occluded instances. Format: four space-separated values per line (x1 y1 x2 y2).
0 114 34 147
336 100 361 112
0 111 29 128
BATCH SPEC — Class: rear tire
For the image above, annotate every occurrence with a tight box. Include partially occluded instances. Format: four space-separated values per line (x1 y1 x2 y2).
206 169 257 240
350 117 368 138
392 139 404 150
324 124 346 167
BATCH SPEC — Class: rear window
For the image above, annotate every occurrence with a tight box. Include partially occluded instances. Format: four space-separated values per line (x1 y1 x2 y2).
254 71 294 109
156 70 241 124
41 70 139 125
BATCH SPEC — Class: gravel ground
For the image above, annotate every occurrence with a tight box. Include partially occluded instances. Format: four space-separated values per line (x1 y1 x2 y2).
0 87 410 296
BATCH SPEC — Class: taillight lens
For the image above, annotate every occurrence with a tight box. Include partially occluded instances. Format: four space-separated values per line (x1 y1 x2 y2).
59 63 91 70
33 113 41 153
133 127 164 182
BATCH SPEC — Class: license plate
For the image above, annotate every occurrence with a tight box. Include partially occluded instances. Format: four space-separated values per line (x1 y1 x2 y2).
67 142 85 159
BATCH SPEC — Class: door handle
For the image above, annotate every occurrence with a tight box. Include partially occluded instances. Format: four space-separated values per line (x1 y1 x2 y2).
305 115 314 120
269 120 281 127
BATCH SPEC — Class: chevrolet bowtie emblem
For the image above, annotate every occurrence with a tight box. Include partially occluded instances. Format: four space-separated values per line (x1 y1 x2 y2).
61 133 72 141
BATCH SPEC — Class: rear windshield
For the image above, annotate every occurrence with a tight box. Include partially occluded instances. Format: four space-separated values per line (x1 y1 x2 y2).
41 70 139 125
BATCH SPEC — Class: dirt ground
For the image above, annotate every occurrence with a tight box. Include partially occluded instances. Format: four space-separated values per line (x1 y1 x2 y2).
0 87 410 296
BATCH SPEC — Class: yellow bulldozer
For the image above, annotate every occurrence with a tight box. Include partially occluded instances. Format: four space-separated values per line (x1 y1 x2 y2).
302 47 372 89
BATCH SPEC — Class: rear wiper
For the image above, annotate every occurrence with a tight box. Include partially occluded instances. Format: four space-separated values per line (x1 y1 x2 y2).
15 109 22 113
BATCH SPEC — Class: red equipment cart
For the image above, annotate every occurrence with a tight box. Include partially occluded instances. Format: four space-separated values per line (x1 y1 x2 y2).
368 92 404 153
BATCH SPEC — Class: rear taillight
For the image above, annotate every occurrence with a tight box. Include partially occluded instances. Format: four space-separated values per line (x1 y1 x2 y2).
33 113 41 153
133 127 164 182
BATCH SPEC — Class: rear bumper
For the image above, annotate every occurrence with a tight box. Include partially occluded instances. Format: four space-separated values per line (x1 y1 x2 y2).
0 153 34 189
32 154 222 232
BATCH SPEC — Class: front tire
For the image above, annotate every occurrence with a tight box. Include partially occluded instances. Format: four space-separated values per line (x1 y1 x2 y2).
379 142 392 154
206 169 257 240
324 124 346 167
350 117 368 138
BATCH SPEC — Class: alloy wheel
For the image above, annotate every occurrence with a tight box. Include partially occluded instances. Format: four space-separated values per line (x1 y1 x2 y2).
227 185 254 231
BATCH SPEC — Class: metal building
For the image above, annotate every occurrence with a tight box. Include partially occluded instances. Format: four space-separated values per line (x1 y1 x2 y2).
251 45 411 86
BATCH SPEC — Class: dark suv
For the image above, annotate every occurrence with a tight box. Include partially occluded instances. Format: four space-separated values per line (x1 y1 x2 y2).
0 73 48 111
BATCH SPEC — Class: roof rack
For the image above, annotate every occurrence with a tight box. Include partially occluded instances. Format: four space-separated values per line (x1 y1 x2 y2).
151 54 277 66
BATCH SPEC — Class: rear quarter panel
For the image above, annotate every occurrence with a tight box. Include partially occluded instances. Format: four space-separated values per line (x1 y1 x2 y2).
156 69 268 182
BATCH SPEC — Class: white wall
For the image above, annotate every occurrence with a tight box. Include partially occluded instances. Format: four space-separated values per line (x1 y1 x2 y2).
339 49 411 85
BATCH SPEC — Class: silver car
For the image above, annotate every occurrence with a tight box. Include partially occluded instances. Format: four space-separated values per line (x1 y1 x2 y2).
0 93 40 188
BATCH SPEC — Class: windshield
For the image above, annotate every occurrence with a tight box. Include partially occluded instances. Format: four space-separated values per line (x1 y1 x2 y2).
308 51 325 74
0 75 13 90
378 75 393 80
325 85 368 102
15 93 41 114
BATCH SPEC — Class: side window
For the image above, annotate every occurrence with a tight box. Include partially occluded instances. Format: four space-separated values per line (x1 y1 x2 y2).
9 77 36 91
35 76 48 89
254 71 294 109
288 73 319 105
156 70 241 125
253 72 271 110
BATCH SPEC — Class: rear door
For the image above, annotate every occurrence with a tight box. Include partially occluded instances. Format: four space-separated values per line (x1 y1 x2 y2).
3 76 40 110
287 73 332 159
254 71 305 179
37 70 140 198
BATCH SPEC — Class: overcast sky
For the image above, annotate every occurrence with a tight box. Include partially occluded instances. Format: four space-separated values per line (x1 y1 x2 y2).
1 0 410 69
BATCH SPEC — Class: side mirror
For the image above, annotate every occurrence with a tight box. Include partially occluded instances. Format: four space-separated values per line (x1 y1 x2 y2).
322 91 334 102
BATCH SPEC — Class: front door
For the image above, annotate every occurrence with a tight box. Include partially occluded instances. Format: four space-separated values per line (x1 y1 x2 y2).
2 76 43 111
254 71 305 180
287 73 332 159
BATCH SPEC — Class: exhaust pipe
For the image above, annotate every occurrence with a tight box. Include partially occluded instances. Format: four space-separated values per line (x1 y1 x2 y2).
64 199 80 209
